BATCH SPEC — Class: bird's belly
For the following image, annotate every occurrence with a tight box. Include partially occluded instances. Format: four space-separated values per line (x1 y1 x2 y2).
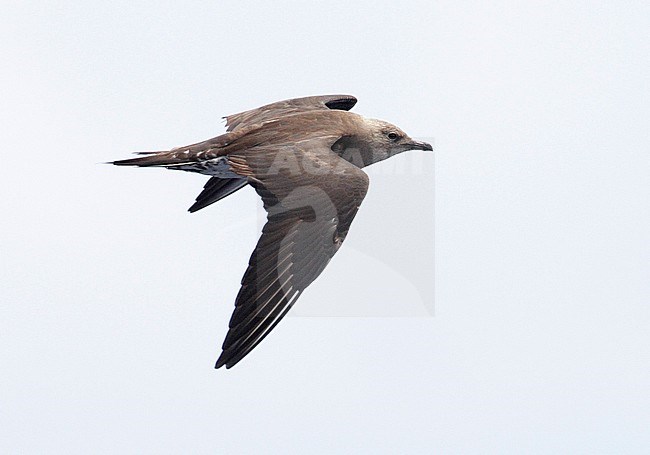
168 156 240 178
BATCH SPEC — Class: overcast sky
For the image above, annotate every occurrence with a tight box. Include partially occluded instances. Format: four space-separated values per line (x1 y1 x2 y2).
1 0 649 453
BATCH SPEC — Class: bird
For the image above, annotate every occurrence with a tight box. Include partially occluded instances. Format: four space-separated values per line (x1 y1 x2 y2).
112 94 433 368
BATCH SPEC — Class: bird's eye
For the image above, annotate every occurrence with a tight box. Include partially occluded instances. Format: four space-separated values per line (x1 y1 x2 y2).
387 132 399 140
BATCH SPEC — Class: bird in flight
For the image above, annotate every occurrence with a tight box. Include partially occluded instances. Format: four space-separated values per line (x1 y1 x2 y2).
112 95 432 368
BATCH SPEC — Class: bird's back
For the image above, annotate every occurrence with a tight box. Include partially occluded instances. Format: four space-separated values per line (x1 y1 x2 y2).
112 109 364 169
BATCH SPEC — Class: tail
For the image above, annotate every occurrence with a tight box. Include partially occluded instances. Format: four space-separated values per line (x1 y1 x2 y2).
111 150 248 213
112 131 235 168
110 150 185 167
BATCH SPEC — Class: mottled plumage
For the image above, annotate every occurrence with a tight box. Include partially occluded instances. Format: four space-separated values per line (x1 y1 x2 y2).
112 95 432 368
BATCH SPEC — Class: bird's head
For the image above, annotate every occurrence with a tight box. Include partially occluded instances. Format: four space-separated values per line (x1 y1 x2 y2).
330 115 433 168
367 118 433 153
362 118 433 164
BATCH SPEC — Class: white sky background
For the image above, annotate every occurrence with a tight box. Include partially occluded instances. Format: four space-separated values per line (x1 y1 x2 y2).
1 0 649 453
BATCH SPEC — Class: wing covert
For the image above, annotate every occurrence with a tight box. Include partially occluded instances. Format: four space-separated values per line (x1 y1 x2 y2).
225 94 357 132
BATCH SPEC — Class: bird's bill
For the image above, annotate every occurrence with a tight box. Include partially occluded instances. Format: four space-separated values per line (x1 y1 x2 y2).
406 139 433 151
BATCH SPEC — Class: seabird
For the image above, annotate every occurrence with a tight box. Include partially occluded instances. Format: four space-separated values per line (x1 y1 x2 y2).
112 95 433 368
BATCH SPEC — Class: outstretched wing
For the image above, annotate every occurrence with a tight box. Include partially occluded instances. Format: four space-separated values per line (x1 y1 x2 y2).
224 94 357 132
215 139 369 368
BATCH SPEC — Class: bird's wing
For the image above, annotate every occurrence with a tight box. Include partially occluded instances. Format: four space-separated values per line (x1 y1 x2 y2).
188 177 248 213
224 94 357 132
215 139 369 368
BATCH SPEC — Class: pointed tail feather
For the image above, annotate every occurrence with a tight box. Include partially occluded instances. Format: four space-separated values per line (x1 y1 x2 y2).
110 148 205 167
111 150 190 167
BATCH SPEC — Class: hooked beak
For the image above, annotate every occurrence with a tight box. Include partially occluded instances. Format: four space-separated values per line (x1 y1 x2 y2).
406 139 433 151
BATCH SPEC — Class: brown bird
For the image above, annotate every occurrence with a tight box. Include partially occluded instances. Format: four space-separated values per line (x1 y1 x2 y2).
112 95 432 368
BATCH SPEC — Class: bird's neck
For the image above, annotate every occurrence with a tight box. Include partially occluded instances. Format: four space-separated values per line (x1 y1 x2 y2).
331 135 389 168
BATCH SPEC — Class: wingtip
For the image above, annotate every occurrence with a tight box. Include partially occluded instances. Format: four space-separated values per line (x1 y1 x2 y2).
214 354 229 369
188 201 210 213
324 95 357 111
